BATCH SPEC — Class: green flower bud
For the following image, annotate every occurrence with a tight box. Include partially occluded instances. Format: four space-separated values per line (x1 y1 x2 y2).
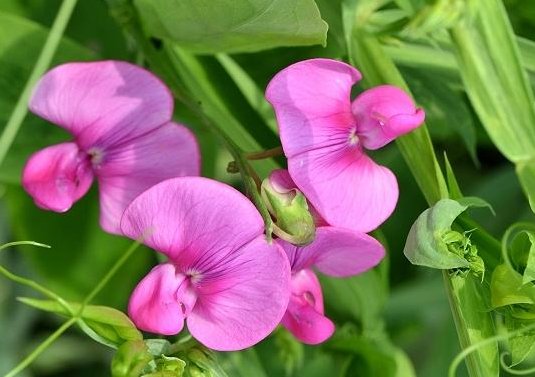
261 170 315 245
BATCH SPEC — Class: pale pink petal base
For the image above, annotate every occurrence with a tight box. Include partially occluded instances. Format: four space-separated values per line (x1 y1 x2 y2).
288 144 398 233
22 142 93 212
98 122 200 234
278 227 385 277
187 236 291 351
281 269 334 345
352 85 425 150
128 263 186 335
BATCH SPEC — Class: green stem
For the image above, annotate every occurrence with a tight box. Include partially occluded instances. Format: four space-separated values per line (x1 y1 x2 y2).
81 241 140 306
244 146 283 160
4 317 77 377
0 0 78 166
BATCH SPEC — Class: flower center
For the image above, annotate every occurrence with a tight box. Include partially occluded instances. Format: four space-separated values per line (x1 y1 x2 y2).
175 272 198 317
87 147 104 167
348 127 359 146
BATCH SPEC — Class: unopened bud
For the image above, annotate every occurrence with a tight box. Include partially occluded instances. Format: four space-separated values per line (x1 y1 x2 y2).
262 170 315 245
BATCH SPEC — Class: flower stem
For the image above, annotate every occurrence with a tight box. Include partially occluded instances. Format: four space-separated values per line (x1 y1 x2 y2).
0 0 78 166
4 317 77 377
244 146 283 160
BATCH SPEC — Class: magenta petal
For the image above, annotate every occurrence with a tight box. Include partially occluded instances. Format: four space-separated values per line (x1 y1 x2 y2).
22 142 93 212
97 122 200 234
120 177 264 262
187 236 291 351
281 269 334 345
351 85 425 150
278 227 385 277
266 58 361 157
288 144 398 233
29 61 173 150
128 263 186 335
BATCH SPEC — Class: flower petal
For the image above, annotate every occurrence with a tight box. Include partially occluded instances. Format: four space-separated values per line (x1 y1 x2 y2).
288 144 398 233
22 142 93 212
128 263 186 335
97 122 200 234
351 85 425 150
278 227 385 276
281 269 334 345
265 58 361 157
120 176 264 262
187 236 291 351
29 61 173 150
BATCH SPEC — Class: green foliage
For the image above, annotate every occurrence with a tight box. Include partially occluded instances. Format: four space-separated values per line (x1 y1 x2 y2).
134 0 328 53
403 198 489 272
18 297 142 348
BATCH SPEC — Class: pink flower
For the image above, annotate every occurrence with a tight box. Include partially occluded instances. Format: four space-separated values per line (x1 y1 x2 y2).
266 58 425 233
277 227 385 344
22 61 200 234
268 169 385 344
121 177 291 351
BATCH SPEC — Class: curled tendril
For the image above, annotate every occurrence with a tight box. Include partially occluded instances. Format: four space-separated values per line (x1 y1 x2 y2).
448 321 535 377
500 352 535 375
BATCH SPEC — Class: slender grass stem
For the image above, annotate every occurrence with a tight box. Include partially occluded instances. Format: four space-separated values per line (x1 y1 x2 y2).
0 0 78 166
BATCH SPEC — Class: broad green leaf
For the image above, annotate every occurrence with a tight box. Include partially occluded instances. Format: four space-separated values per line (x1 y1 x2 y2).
0 11 94 184
18 297 142 348
112 340 153 377
449 0 535 212
403 198 488 271
134 0 328 53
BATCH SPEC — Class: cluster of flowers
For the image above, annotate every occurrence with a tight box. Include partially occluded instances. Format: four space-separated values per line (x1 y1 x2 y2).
22 58 424 351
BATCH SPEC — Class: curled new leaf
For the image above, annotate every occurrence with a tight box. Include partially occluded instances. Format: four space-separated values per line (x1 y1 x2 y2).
403 197 489 274
18 297 142 348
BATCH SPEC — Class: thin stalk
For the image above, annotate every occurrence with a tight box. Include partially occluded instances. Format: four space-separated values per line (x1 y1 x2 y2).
0 0 78 166
244 146 283 160
4 317 77 377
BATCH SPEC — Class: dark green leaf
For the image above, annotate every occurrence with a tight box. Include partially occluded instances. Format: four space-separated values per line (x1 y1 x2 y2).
134 0 328 53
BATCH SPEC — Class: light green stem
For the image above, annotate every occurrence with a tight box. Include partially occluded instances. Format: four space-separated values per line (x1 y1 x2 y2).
0 0 78 166
4 318 77 377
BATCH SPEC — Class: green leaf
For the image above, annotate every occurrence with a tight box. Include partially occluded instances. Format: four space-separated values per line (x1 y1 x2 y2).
504 314 535 366
18 297 142 348
112 340 153 377
134 0 328 53
490 264 535 308
403 198 489 270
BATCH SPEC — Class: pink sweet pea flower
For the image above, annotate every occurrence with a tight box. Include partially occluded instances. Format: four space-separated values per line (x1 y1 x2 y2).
268 169 385 344
121 177 291 351
277 227 385 344
22 61 200 234
266 58 425 233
